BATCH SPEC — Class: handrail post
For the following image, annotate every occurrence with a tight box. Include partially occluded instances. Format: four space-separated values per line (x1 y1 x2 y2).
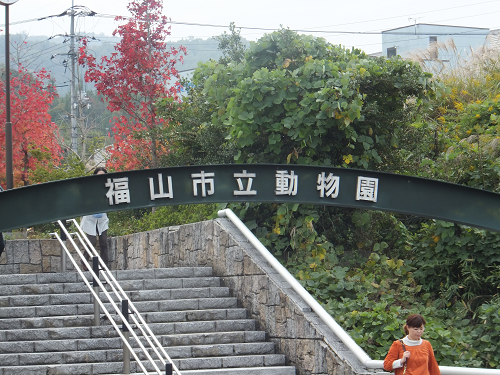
54 222 168 375
93 256 100 326
166 363 173 375
60 220 67 272
56 220 181 375
122 299 130 374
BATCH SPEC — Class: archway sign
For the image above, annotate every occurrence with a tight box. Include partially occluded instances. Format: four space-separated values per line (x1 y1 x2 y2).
1 164 500 233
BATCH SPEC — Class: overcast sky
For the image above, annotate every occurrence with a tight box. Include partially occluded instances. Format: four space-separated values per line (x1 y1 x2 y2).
2 0 500 54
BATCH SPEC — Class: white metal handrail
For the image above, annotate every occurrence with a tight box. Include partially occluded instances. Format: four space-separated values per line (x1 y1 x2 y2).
218 208 500 375
72 227 177 371
53 219 181 375
72 232 169 371
52 231 151 374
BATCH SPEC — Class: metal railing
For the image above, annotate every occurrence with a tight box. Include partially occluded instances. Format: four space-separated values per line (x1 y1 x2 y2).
52 219 181 375
218 208 500 375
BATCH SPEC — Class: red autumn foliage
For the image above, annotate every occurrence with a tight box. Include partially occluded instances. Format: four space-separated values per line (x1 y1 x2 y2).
79 0 186 171
105 115 166 171
0 67 61 187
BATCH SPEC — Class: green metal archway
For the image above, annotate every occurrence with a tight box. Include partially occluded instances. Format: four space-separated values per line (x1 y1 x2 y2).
1 164 499 233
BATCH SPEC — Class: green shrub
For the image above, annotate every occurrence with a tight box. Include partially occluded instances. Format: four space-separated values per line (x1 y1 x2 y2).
108 204 217 236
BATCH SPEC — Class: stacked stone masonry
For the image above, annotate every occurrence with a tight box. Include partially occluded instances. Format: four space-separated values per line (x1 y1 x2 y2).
0 219 387 375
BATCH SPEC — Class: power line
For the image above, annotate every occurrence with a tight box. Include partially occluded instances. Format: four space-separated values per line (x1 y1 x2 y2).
0 39 66 62
93 0 500 35
165 20 494 36
0 6 96 28
177 68 197 73
304 0 500 30
3 8 498 38
3 5 496 67
49 10 500 38
22 43 66 61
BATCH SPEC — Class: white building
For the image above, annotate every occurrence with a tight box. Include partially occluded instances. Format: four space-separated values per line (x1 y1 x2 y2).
382 24 491 65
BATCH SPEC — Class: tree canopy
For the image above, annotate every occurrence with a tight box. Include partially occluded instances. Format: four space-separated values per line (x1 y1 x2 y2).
15 16 500 369
156 28 500 369
0 67 61 187
192 28 437 171
79 0 186 170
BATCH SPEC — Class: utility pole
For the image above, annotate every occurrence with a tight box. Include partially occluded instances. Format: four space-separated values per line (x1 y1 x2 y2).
48 4 96 156
70 0 77 153
408 17 423 36
0 0 19 189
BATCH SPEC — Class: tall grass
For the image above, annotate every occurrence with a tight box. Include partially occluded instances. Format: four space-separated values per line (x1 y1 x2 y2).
408 38 500 103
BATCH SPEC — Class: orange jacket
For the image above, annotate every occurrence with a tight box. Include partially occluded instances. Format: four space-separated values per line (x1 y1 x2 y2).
383 339 441 375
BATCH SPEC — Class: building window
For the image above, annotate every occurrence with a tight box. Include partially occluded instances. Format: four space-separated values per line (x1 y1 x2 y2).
387 47 397 58
429 36 438 59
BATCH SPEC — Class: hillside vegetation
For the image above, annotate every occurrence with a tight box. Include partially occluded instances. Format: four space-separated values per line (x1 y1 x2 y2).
18 20 500 369
153 28 500 368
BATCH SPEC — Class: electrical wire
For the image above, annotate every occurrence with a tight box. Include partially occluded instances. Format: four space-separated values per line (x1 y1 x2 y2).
94 0 500 33
2 3 496 75
305 0 500 30
165 20 494 36
89 9 500 37
3 6 498 38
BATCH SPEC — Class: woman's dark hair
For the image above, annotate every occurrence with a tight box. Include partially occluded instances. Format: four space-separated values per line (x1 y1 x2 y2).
93 167 107 175
403 314 426 335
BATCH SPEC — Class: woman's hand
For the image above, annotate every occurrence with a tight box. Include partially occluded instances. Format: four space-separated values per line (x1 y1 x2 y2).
401 351 411 364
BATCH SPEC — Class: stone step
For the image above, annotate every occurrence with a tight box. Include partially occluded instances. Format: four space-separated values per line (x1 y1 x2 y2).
178 369 296 375
0 308 248 330
116 277 221 291
0 354 289 375
0 331 267 354
0 296 239 319
0 342 277 365
0 266 296 374
0 276 222 296
100 368 296 375
1 320 257 341
161 331 266 347
0 267 214 286
0 286 231 308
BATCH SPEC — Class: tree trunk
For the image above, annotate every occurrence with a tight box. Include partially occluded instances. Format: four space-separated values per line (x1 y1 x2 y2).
150 132 158 168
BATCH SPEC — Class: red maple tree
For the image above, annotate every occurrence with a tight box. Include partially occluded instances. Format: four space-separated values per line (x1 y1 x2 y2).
0 67 61 187
79 0 186 171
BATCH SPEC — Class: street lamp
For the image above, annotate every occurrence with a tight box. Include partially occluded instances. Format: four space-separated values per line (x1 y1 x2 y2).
0 0 19 190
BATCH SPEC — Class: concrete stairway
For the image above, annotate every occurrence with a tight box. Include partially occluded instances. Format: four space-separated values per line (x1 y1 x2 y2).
0 267 296 375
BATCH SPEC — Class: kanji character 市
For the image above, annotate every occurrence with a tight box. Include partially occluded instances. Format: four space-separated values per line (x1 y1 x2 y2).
192 171 215 197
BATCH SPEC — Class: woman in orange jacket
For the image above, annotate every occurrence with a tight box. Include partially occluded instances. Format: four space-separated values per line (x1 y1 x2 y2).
384 314 441 375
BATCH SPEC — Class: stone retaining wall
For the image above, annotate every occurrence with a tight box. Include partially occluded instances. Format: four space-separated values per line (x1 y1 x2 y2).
0 219 385 375
0 239 72 274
